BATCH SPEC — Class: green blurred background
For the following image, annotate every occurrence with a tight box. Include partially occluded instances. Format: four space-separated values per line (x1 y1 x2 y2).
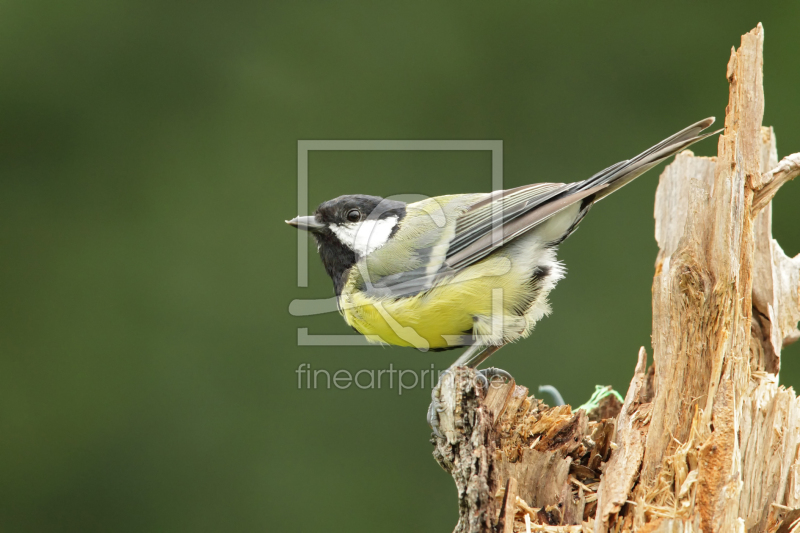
1 1 798 531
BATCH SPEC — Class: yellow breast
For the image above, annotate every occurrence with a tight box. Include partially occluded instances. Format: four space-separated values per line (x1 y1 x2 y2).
339 252 548 350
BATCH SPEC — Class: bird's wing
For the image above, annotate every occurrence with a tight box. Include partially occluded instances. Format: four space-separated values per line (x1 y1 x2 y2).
352 193 484 297
355 117 718 297
443 117 719 271
354 185 586 297
443 181 590 269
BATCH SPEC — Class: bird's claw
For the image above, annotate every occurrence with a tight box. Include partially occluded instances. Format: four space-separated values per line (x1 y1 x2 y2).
428 400 445 439
428 369 450 439
475 367 514 389
428 368 514 439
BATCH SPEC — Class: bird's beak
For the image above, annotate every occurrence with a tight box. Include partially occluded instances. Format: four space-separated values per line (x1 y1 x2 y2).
286 215 325 232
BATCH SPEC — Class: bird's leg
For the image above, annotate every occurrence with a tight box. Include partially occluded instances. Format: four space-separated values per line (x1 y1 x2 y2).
451 343 502 368
428 343 512 438
453 343 513 390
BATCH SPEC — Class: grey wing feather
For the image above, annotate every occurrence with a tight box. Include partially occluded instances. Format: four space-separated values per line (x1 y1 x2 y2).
445 183 608 269
574 117 719 199
446 182 570 256
366 117 719 297
444 117 719 270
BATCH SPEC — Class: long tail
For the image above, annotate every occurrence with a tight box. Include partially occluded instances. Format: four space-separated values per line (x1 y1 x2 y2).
574 117 719 201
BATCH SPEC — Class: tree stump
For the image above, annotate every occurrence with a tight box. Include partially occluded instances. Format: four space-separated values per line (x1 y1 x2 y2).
432 23 800 533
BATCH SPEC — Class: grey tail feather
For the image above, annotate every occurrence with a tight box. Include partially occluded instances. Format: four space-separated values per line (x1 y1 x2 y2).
575 117 720 201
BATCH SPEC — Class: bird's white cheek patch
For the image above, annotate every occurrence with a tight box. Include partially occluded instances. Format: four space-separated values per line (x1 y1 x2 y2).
329 217 398 256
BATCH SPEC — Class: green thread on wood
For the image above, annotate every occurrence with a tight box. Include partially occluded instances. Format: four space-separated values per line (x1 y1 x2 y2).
576 385 624 412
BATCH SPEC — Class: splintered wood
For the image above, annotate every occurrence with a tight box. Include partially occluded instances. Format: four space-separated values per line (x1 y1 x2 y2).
433 368 625 533
432 24 800 533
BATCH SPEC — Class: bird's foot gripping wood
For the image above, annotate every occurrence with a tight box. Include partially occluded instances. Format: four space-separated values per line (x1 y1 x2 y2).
427 372 452 440
476 367 514 388
428 366 514 439
428 342 508 438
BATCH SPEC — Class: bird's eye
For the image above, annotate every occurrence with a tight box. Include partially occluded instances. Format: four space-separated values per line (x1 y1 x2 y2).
346 209 361 222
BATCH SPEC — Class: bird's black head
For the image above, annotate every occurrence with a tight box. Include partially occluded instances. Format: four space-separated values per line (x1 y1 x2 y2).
287 194 406 294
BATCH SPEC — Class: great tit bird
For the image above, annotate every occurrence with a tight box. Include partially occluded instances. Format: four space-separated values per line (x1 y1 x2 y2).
288 118 718 434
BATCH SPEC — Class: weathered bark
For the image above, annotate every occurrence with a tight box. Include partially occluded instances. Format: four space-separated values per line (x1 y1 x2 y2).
433 368 621 533
432 24 800 533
